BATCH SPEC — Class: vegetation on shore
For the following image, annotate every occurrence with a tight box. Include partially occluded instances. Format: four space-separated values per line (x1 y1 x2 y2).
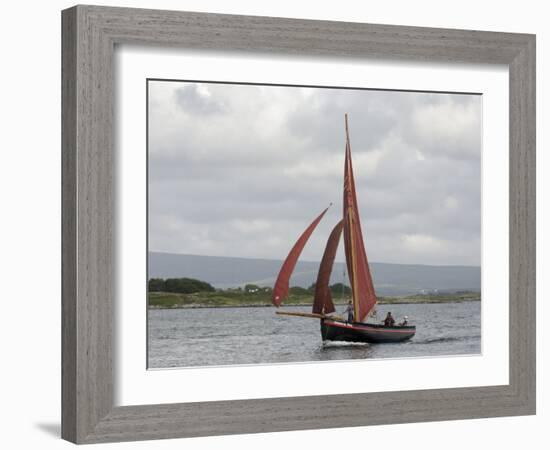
147 278 480 309
148 277 215 294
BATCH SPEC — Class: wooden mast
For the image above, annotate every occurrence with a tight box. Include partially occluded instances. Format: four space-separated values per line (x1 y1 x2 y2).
344 114 359 321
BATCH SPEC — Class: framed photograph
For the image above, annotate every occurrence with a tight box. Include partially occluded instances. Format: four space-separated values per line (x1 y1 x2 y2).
62 5 535 444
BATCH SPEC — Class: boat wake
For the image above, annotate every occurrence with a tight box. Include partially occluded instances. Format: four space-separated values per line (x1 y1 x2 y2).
413 335 480 345
321 340 369 349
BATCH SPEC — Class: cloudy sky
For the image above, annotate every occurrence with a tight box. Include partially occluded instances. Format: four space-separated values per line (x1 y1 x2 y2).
148 80 481 266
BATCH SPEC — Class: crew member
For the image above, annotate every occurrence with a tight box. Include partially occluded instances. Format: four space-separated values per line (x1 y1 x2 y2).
383 311 395 327
344 301 354 323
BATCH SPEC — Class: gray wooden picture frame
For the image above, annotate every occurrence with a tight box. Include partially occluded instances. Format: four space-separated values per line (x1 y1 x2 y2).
61 4 536 444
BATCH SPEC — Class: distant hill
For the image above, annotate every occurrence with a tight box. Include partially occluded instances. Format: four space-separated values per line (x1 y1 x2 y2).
148 252 481 296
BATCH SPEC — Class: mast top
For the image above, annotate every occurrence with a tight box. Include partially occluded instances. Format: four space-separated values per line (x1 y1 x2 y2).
344 113 350 145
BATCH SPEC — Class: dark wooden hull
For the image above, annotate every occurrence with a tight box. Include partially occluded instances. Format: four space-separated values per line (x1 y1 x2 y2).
321 319 416 343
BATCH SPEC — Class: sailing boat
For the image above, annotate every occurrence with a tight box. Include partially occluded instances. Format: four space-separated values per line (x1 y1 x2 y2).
272 114 416 344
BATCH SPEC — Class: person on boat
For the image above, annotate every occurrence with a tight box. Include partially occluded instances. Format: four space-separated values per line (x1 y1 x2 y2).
383 312 395 327
344 301 354 323
399 316 409 326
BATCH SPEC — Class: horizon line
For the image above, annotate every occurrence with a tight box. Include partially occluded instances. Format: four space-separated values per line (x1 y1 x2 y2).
148 250 481 269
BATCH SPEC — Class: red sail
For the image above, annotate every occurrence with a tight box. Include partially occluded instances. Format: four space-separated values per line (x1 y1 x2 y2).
312 220 343 315
272 207 329 306
343 114 377 322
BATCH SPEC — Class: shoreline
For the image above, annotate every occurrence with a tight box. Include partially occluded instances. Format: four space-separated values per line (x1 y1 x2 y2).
148 298 481 310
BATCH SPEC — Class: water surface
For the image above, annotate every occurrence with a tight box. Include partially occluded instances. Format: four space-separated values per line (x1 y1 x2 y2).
148 302 481 368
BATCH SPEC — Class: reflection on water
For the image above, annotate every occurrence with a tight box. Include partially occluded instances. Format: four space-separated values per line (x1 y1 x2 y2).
148 302 481 368
315 342 375 361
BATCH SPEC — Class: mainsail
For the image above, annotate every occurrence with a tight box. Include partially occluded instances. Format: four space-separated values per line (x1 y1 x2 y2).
342 114 377 322
272 207 329 306
312 220 343 315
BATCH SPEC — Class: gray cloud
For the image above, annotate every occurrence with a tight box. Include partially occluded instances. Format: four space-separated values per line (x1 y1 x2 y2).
148 81 481 266
174 84 228 115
